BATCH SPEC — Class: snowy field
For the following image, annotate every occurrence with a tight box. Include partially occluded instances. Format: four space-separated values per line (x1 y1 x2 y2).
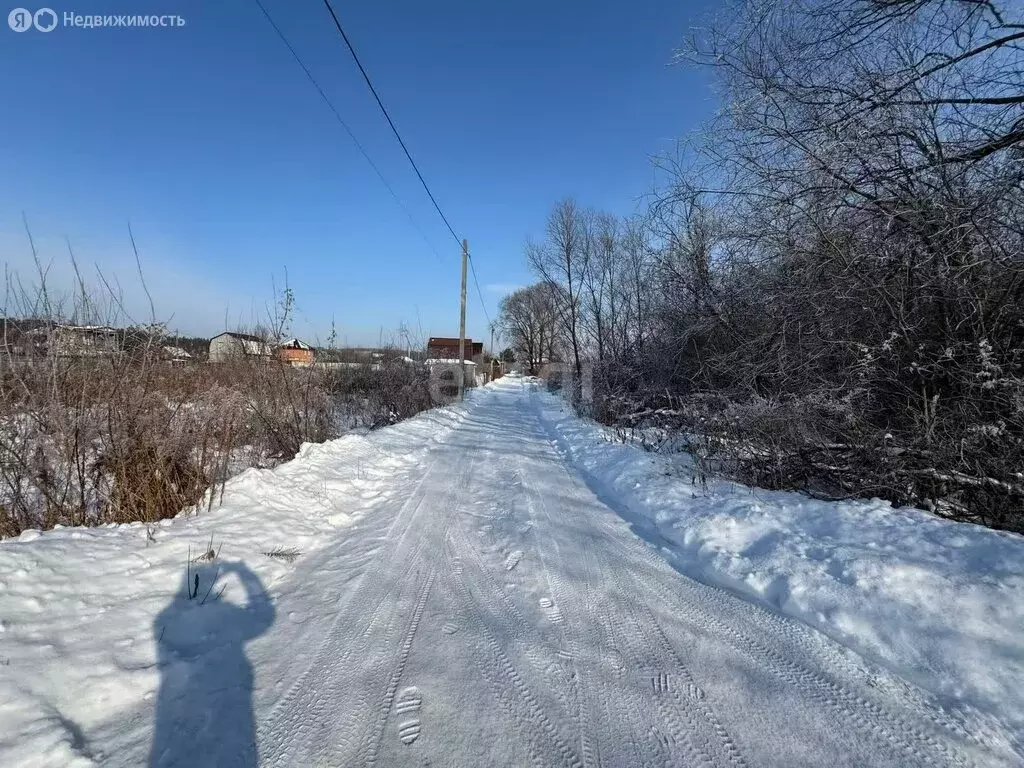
0 377 1020 766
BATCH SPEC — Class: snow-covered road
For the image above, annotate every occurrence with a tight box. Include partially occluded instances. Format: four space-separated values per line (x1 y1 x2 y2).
1 378 1015 766
231 380 995 766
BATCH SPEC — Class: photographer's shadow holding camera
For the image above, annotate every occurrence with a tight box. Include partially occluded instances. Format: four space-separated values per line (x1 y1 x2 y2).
149 561 275 768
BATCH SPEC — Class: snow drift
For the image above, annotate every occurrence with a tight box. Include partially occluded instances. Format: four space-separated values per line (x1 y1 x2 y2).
535 385 1024 751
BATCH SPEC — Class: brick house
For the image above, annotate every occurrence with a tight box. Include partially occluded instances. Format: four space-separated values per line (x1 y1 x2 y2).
426 337 483 362
278 338 315 366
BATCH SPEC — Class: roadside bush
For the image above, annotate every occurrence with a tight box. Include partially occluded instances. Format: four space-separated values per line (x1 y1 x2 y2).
514 0 1024 534
0 334 437 537
0 346 245 536
328 361 433 429
594 371 1024 533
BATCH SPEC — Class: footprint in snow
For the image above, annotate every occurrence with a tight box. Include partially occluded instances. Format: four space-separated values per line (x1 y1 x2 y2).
394 686 422 745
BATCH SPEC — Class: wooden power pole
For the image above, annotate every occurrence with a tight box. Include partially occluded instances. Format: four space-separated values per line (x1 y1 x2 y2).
458 238 468 401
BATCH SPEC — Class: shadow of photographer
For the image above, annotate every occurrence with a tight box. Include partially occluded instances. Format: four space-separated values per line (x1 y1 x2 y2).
149 560 274 767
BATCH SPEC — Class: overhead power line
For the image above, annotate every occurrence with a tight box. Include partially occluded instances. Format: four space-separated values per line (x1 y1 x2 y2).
253 0 444 264
262 0 491 326
319 0 493 328
320 0 462 247
467 257 492 327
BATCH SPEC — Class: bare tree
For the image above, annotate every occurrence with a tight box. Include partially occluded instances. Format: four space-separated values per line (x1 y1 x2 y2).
499 283 560 374
519 0 1024 531
579 211 621 362
527 199 588 377
615 215 655 353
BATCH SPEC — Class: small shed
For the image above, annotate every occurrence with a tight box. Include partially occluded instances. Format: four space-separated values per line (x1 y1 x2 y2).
162 345 193 366
425 358 476 398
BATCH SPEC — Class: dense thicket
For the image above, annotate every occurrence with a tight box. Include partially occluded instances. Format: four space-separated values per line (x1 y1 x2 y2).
0 280 433 536
503 0 1024 531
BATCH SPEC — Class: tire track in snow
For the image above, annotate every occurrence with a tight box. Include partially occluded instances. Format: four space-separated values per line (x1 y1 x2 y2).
591 616 649 768
603 530 974 767
524 402 743 767
596 583 739 768
443 530 584 768
519 477 605 767
628 602 747 768
528 476 740 766
700 581 986 751
529 386 979 767
444 506 577 723
600 512 985 751
259 507 430 764
336 457 479 767
259 545 427 765
521 457 660 768
360 571 435 765
259 439 470 766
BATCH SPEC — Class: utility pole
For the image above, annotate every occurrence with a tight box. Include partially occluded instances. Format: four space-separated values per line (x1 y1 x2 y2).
489 321 500 378
458 238 468 401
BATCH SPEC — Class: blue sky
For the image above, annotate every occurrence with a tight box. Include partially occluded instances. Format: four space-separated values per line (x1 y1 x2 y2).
1 0 717 347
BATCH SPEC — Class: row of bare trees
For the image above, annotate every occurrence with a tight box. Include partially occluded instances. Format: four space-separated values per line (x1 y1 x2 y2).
503 201 654 377
504 0 1024 532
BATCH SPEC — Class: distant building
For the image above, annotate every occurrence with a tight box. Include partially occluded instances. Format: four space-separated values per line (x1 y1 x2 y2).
208 332 272 362
316 346 418 365
50 325 120 358
425 358 477 396
0 318 47 358
489 358 504 381
162 345 193 366
426 337 483 361
278 338 315 366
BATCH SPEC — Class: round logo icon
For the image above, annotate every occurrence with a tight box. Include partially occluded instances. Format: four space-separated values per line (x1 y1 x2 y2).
8 7 33 31
33 7 57 31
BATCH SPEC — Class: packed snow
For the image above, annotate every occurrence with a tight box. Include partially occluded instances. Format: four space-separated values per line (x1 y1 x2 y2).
0 403 473 766
538 393 1024 751
0 377 1019 766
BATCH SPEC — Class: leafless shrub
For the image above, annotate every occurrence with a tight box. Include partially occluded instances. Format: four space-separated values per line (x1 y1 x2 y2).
190 535 220 563
0 250 436 537
242 358 338 459
327 360 434 430
519 0 1024 531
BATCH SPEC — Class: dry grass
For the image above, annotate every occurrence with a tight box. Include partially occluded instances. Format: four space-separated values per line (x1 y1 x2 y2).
264 546 302 563
0 336 434 538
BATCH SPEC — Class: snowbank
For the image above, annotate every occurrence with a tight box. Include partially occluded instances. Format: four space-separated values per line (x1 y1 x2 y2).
0 399 475 766
534 387 1024 750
